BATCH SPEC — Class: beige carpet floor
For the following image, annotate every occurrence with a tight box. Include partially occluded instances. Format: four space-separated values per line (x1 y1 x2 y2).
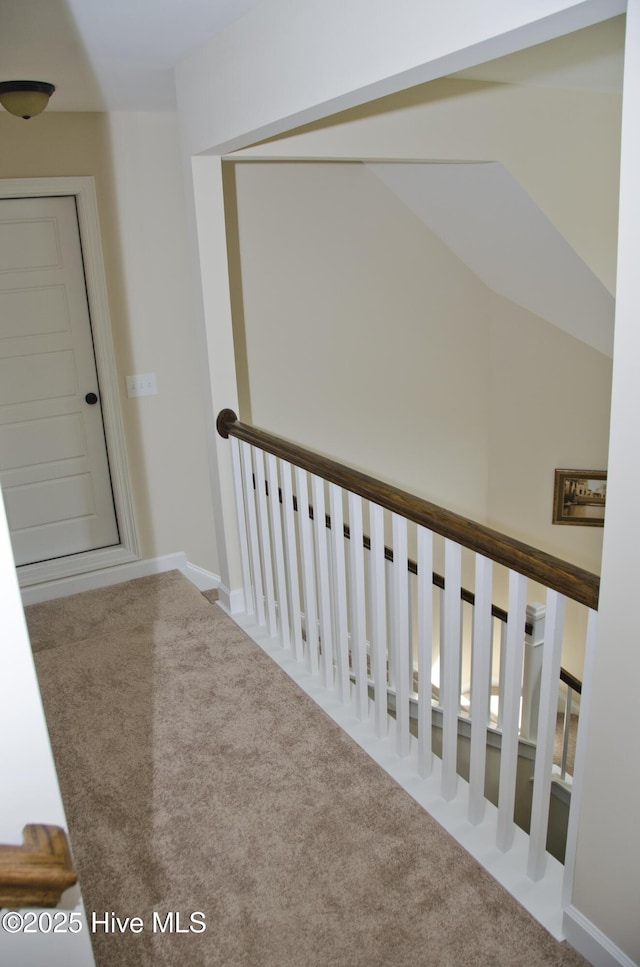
28 571 588 967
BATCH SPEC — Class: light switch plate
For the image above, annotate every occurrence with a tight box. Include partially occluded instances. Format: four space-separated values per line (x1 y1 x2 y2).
126 373 158 398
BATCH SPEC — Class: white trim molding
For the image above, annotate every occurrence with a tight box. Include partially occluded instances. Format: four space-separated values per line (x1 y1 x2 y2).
216 583 245 615
182 561 221 592
21 554 188 606
20 555 221 606
0 176 139 587
563 906 639 967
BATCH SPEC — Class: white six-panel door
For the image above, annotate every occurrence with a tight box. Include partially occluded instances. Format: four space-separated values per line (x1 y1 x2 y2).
0 195 120 566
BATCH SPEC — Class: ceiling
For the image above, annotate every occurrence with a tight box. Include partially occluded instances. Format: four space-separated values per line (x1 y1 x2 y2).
0 3 626 113
0 0 265 111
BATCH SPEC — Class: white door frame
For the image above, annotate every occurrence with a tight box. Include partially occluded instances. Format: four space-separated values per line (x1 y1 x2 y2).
0 176 139 585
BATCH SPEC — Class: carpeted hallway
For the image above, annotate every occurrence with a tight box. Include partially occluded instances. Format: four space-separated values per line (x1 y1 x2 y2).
27 570 588 967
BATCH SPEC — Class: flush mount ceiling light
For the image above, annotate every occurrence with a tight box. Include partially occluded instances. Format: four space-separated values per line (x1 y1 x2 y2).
0 81 55 119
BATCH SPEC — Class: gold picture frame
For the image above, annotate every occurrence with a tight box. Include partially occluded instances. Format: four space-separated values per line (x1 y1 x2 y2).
552 469 607 527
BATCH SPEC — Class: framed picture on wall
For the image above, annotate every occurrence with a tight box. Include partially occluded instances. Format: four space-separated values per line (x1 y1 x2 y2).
552 469 607 527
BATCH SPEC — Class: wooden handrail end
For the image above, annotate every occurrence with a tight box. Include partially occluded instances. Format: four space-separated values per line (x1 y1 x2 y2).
0 825 78 909
216 408 239 440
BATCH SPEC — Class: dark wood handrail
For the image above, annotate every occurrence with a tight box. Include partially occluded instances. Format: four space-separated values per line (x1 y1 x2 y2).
0 825 77 908
217 409 600 610
560 668 582 695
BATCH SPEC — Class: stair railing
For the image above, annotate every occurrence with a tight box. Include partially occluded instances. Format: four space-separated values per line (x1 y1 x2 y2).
0 825 77 908
216 408 598 915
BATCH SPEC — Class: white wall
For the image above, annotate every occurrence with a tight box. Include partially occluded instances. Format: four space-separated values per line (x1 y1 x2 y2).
567 0 640 960
0 487 95 966
104 113 217 571
0 112 219 575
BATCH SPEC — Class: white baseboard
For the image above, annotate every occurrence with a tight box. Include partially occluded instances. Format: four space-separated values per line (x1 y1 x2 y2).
216 583 245 615
20 553 222 606
182 561 220 592
563 906 639 967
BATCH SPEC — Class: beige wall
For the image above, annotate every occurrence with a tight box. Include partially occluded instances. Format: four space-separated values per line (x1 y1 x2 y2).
232 156 612 569
0 112 218 573
487 293 611 574
233 78 622 295
234 161 492 518
229 75 620 579
232 158 611 676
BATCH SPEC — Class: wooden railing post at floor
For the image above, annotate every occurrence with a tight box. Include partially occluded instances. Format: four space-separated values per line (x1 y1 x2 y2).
521 603 546 741
0 825 77 908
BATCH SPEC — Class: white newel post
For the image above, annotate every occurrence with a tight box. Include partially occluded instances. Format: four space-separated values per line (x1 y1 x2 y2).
520 603 545 741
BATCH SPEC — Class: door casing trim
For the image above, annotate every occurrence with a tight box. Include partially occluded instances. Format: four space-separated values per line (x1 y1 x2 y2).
0 176 139 585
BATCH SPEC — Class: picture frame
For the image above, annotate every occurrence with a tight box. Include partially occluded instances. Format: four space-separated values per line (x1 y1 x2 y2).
552 469 607 527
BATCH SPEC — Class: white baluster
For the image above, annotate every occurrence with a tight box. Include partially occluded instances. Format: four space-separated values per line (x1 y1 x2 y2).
386 557 396 689
295 466 319 674
468 554 493 824
348 492 368 719
266 453 290 647
562 608 597 908
281 460 304 661
436 585 444 706
496 570 528 852
312 474 334 690
560 686 573 781
441 539 462 801
527 589 566 881
241 442 265 627
329 484 350 703
254 448 277 637
497 619 507 730
520 603 546 741
392 513 410 757
230 436 253 616
369 503 388 738
417 525 433 778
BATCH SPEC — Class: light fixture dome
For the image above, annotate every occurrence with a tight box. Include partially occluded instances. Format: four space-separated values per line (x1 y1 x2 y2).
0 81 55 119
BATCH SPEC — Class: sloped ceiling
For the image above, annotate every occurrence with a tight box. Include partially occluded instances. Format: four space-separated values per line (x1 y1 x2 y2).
368 162 614 357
